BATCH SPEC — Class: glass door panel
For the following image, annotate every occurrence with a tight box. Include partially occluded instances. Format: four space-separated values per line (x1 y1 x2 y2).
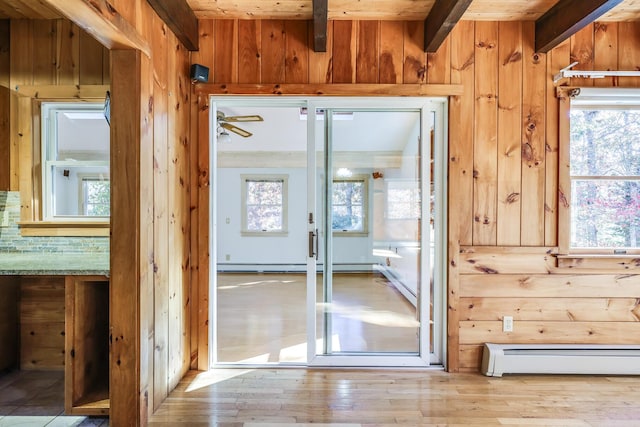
214 103 309 364
317 108 425 357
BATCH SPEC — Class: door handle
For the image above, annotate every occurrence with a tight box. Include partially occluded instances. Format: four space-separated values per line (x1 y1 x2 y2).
308 229 318 260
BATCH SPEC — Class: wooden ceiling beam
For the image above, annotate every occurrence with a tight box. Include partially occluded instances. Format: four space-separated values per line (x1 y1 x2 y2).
313 0 328 52
147 0 199 51
535 0 624 53
42 0 150 57
424 0 472 53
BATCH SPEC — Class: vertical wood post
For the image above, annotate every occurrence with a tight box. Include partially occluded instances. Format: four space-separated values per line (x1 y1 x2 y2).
110 48 144 426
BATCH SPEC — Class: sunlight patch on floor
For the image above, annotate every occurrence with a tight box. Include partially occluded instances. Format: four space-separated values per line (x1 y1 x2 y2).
185 369 254 392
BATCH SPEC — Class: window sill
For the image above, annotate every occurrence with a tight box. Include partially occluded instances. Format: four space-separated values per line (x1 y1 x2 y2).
240 231 289 237
333 231 369 237
17 221 110 237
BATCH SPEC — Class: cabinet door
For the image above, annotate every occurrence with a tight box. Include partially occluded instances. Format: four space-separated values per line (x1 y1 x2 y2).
65 276 110 416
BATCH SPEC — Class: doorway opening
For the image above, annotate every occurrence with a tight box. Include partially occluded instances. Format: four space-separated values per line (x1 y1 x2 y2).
209 97 447 368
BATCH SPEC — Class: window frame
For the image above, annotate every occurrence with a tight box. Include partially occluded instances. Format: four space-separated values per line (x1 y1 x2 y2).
559 88 640 255
78 173 111 216
41 102 110 222
240 174 289 236
331 174 369 236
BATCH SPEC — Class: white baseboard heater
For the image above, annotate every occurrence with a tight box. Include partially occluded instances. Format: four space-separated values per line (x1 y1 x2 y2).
482 343 640 377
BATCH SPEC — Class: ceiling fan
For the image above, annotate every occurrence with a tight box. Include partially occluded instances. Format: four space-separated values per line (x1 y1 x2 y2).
216 111 263 138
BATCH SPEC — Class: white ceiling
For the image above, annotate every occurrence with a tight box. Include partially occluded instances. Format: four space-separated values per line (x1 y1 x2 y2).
215 106 421 153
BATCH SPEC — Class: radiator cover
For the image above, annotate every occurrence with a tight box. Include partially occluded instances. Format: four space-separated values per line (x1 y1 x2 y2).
482 343 640 377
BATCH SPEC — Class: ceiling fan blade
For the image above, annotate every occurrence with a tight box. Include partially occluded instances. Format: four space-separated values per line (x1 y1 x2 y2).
223 114 264 122
221 122 253 137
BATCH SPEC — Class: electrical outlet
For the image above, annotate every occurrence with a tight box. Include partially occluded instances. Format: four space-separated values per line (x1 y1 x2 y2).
225 254 230 261
503 316 513 332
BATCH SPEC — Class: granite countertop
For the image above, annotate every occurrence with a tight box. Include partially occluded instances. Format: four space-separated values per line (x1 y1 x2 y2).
0 252 109 275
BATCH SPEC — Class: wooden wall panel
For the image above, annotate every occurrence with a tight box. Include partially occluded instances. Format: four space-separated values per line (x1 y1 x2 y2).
460 273 640 298
332 20 356 83
193 20 640 376
403 21 426 84
284 20 308 84
520 22 546 246
426 34 450 84
238 20 261 84
594 22 618 87
447 20 475 372
214 20 238 83
356 21 379 83
260 20 285 83
617 22 640 87
472 22 498 245
152 13 169 411
544 40 568 247
496 21 522 246
20 277 65 370
379 21 403 84
32 20 56 86
448 20 474 247
460 321 640 345
570 23 594 88
78 26 104 85
458 246 640 370
459 297 640 322
167 34 191 391
56 20 78 85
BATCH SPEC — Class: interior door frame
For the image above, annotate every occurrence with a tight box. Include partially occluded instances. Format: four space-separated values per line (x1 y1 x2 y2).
208 96 448 369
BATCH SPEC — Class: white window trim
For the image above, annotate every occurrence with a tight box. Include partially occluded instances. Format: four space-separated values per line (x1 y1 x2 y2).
240 174 289 236
559 88 640 254
41 102 109 222
331 174 369 236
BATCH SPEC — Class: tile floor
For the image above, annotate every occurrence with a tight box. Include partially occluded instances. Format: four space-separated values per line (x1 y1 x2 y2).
0 370 109 427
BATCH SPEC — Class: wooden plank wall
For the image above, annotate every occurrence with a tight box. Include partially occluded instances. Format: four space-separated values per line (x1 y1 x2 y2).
192 20 640 372
4 9 192 424
457 247 640 371
20 276 65 370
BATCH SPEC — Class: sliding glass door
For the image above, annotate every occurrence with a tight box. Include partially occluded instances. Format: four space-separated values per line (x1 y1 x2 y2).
211 97 446 367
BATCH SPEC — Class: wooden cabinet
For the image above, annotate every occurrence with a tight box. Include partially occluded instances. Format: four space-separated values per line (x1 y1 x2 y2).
64 276 110 416
0 277 19 371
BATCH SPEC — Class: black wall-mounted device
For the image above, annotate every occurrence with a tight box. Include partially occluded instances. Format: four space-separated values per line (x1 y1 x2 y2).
190 64 209 83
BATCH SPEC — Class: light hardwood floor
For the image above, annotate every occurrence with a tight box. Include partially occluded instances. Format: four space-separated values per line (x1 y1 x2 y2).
148 368 640 426
216 272 420 363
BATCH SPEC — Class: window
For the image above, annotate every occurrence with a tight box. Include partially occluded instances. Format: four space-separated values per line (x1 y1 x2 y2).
567 96 640 251
42 103 110 221
332 176 367 234
79 175 110 216
241 175 288 234
386 180 421 220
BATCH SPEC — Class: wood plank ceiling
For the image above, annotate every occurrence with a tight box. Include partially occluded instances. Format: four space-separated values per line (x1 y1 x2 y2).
2 0 640 21
184 0 640 21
